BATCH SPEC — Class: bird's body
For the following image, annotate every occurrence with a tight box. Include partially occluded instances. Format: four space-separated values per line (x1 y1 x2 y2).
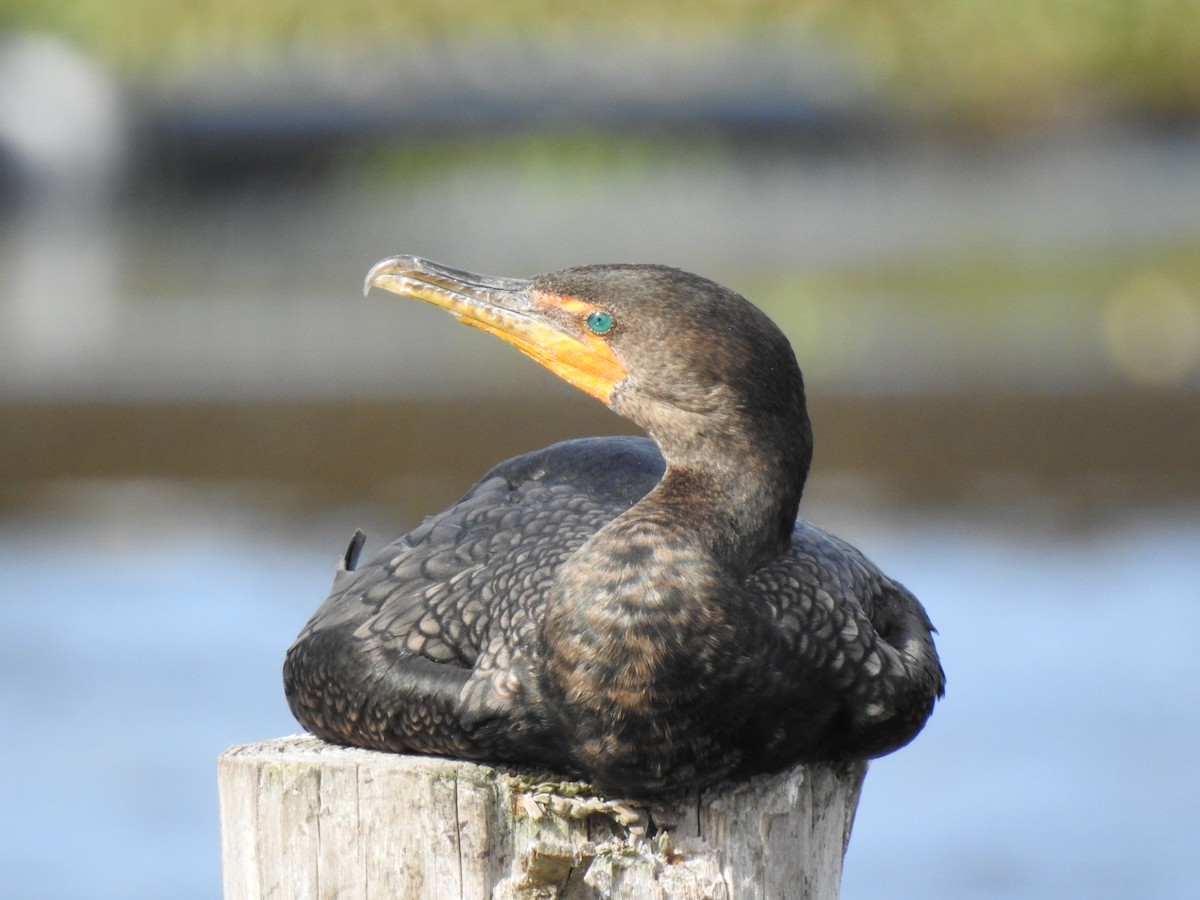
284 258 943 797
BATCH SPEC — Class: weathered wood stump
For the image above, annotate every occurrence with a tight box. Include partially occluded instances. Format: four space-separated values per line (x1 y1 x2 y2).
219 734 867 900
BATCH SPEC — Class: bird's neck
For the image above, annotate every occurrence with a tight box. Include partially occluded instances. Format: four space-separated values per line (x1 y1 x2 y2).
637 406 812 578
637 465 792 580
546 420 807 639
607 365 813 576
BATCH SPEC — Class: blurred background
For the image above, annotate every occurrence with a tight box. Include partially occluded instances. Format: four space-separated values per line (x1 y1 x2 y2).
2 2 1198 898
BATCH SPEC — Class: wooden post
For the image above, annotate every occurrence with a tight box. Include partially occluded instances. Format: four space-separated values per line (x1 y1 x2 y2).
219 734 867 900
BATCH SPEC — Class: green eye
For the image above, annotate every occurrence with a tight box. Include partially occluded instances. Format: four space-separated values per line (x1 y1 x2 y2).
585 310 615 335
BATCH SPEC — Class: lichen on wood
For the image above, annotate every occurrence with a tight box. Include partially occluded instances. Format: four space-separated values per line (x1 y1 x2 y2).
219 734 866 900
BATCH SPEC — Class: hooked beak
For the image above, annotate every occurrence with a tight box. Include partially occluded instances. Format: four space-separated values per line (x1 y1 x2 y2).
365 255 626 404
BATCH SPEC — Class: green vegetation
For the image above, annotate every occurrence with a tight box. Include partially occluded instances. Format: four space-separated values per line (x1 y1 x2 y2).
3 1 1200 126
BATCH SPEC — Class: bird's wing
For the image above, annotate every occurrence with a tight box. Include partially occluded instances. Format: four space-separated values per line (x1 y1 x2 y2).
297 437 664 661
738 517 943 761
284 437 664 759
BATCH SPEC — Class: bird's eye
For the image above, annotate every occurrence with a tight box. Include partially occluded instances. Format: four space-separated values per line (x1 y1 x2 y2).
585 310 615 335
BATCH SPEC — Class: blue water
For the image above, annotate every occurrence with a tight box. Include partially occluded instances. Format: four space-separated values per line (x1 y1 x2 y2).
1 487 1197 899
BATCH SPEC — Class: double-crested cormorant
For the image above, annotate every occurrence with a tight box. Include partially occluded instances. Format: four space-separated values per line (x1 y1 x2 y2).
284 256 943 797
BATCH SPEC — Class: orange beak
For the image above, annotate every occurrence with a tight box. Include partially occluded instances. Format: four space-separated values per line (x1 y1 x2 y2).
365 255 626 404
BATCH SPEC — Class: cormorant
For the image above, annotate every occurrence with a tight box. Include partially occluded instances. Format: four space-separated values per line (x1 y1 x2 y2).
284 256 944 797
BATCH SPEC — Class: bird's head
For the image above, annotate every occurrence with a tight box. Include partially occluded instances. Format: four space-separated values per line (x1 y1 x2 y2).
366 256 809 466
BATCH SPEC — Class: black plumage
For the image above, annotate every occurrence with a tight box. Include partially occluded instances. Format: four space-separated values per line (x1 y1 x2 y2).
284 257 944 797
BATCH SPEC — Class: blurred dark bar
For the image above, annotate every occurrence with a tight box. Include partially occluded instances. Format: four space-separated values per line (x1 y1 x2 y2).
3 393 1198 508
136 38 889 184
